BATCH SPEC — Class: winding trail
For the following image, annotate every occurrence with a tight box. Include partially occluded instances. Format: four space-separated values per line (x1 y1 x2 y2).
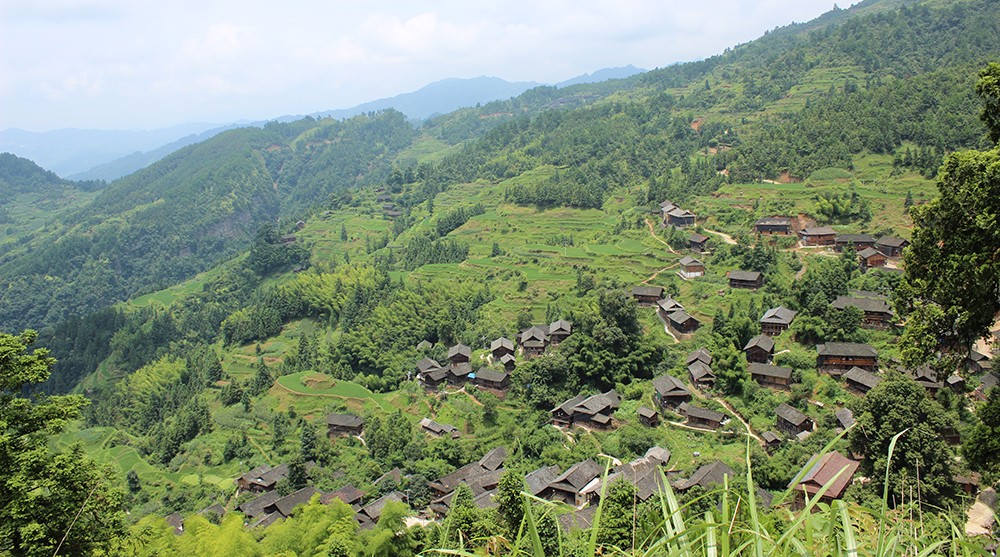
644 219 679 254
703 228 738 245
689 383 764 447
643 264 678 285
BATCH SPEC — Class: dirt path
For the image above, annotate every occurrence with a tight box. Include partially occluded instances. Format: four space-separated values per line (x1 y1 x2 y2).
702 228 737 246
644 219 679 254
965 498 995 536
655 309 680 344
795 256 808 280
642 264 678 285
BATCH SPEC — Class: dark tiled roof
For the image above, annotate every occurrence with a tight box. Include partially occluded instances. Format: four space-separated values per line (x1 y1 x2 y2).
657 297 685 312
858 247 883 259
653 374 690 397
420 418 458 436
549 459 602 491
836 233 875 244
678 402 725 423
689 233 709 243
688 360 715 382
632 285 665 298
775 403 810 427
273 486 318 517
638 406 657 419
686 348 712 365
478 446 508 471
447 344 471 360
359 491 404 522
835 408 855 429
238 491 282 518
525 465 561 496
679 256 703 267
322 484 364 506
817 342 878 358
744 334 775 352
520 326 549 343
729 270 762 282
490 337 514 352
748 362 792 380
667 310 698 326
474 367 508 383
416 357 442 372
549 320 573 335
831 296 893 315
843 367 882 389
675 461 735 491
800 227 836 236
762 431 781 444
755 217 791 226
876 236 908 248
760 306 797 325
326 413 363 428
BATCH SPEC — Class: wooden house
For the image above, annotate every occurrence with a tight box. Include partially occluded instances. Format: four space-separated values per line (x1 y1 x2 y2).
638 406 659 426
489 337 514 360
744 334 775 364
656 297 685 320
652 373 691 409
416 357 442 374
659 201 678 224
835 408 855 430
445 362 473 385
954 472 982 496
499 353 516 372
326 413 364 438
788 452 859 508
677 402 726 430
542 459 602 506
447 344 471 365
749 362 793 389
754 217 793 235
688 360 715 387
875 236 909 257
760 306 797 336
729 270 763 289
666 207 697 227
357 492 405 527
775 403 813 437
632 285 665 306
858 247 886 272
525 465 562 498
816 342 878 375
906 364 943 394
689 233 709 252
834 233 876 252
471 367 510 392
551 391 621 429
830 296 894 329
974 373 999 401
519 326 549 358
418 366 450 390
762 431 782 452
798 227 836 246
322 485 365 507
678 256 705 278
674 461 735 492
237 464 289 493
237 491 282 520
548 320 573 345
842 366 882 394
966 350 993 374
687 348 712 366
420 418 460 438
666 310 700 334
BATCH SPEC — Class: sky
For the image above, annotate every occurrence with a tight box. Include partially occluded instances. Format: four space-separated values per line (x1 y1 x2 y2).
0 0 841 132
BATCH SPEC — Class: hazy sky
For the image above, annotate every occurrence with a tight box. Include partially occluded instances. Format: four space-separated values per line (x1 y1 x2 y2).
1 0 841 132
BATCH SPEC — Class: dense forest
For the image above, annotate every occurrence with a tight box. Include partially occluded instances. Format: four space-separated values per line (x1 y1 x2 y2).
5 0 1000 555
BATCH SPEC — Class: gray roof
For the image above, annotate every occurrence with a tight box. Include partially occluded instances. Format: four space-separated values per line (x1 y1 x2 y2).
668 207 695 218
447 344 471 360
687 348 712 365
760 306 797 325
748 362 792 380
762 431 781 444
416 357 442 372
817 342 877 358
836 233 875 244
775 403 810 427
679 256 703 267
478 446 508 471
744 334 775 352
490 337 514 352
800 227 836 236
359 492 404 522
420 418 458 435
831 296 893 315
238 491 282 518
474 367 508 383
549 459 602 491
676 461 735 491
638 406 657 419
667 310 698 326
549 320 573 335
273 486 318 517
678 402 725 423
876 236 908 248
657 297 685 312
858 247 883 259
554 390 621 418
632 285 665 298
689 233 709 243
323 484 364 506
843 366 883 389
327 413 364 428
835 408 855 429
729 270 763 282
652 374 690 398
525 465 561 496
520 326 549 343
755 217 791 226
688 360 715 381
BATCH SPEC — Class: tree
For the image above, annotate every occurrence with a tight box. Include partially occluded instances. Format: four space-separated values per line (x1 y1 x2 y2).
494 470 525 536
963 387 1000 477
904 64 1000 360
0 330 126 556
848 372 957 505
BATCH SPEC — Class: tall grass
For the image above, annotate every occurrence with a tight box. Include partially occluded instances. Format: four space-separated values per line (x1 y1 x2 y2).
429 428 986 557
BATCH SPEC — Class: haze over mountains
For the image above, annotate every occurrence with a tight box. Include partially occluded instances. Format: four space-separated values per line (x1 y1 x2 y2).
0 66 644 181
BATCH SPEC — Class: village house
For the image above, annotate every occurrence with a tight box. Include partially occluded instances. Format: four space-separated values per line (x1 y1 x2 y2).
549 320 573 345
666 207 697 227
749 362 794 389
729 270 764 289
830 296 894 329
875 236 910 257
356 492 405 528
445 362 473 385
269 486 318 521
541 459 603 505
775 403 813 438
632 285 665 306
842 366 883 395
498 353 516 372
420 417 460 438
666 310 701 335
490 337 514 360
326 413 364 438
519 326 549 358
788 452 859 509
526 465 562 498
237 464 290 493
834 233 876 252
652 373 692 409
954 472 982 496
760 306 797 336
429 447 507 514
798 227 837 246
689 233 709 252
580 447 671 505
816 342 878 375
677 402 726 430
471 367 510 393
674 461 735 492
688 360 716 387
762 431 782 453
279 234 297 245
659 200 679 224
447 344 471 365
744 334 775 364
688 348 712 366
835 408 855 430
905 364 943 394
974 373 999 401
678 256 705 278
321 485 364 507
966 350 993 374
638 406 659 426
418 366 450 390
551 390 622 429
656 297 685 320
237 491 282 521
947 373 966 392
754 217 793 236
858 247 887 272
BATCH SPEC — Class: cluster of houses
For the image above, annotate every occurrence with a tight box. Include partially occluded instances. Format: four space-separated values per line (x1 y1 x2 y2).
376 191 403 219
659 200 697 228
751 217 909 273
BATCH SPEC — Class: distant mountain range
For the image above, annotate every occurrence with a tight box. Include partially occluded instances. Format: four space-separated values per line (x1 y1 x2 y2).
0 66 645 181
